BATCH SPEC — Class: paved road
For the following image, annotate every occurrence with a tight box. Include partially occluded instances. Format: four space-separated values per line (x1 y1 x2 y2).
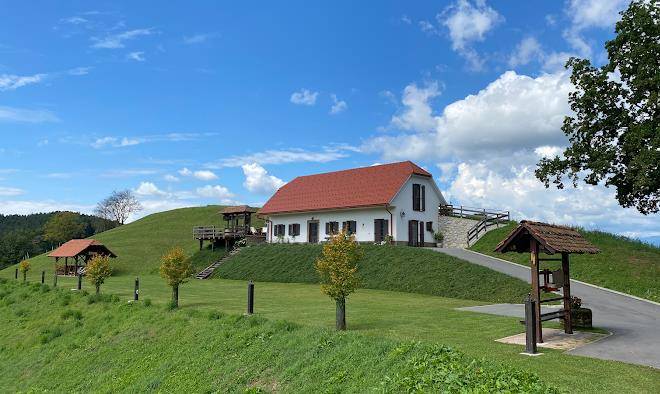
431 247 660 369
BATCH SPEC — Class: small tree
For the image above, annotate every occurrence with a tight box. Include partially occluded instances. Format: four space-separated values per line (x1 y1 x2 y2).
43 212 86 246
315 230 362 330
86 255 112 294
18 260 30 282
95 190 142 225
159 247 192 308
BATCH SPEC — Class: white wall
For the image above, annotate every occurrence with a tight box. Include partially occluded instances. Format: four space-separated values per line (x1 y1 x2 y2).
267 207 392 243
266 174 446 245
390 174 445 244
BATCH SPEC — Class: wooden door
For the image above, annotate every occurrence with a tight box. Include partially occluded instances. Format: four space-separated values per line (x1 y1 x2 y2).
308 222 319 243
408 220 419 246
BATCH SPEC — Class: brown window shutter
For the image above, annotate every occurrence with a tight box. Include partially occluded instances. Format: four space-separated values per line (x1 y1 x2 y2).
413 184 420 211
421 185 426 211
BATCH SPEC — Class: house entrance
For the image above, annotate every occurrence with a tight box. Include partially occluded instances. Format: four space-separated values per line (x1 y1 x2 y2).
308 221 319 243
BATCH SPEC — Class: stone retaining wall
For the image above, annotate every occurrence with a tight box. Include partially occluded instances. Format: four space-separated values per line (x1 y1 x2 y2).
438 216 497 248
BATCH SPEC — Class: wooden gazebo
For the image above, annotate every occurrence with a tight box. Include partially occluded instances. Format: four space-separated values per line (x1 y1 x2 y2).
495 221 599 343
49 239 117 276
193 205 260 249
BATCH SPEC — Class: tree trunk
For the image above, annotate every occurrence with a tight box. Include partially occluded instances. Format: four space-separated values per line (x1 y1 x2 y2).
172 285 179 308
336 297 346 331
95 284 100 295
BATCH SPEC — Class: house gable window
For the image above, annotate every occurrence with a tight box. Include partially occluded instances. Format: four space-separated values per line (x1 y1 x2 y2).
288 223 300 236
274 224 285 236
426 221 433 232
342 220 357 235
325 221 339 235
412 183 426 211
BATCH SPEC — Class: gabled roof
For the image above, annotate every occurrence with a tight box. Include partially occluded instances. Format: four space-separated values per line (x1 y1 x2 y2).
495 220 600 254
48 239 117 258
221 205 258 215
259 161 433 215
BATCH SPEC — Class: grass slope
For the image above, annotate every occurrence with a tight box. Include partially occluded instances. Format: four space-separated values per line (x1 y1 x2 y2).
8 205 259 277
218 244 536 304
470 223 660 302
0 279 558 393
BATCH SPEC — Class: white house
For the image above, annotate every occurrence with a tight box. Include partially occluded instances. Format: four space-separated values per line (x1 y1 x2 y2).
259 161 447 246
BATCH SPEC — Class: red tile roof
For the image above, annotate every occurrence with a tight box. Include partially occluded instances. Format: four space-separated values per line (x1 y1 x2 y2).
259 161 432 215
495 221 600 254
48 239 116 258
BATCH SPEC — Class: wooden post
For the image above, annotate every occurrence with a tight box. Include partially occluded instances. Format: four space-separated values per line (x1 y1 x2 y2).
562 252 573 334
41 271 45 284
199 239 203 251
530 239 543 343
53 272 58 287
524 294 538 354
134 277 139 301
77 273 82 290
15 268 18 280
64 257 68 276
247 280 254 315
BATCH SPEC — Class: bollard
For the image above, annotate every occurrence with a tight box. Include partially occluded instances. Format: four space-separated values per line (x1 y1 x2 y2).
15 268 18 280
41 271 45 284
247 280 254 315
53 272 58 287
524 294 538 355
77 273 82 291
134 277 139 301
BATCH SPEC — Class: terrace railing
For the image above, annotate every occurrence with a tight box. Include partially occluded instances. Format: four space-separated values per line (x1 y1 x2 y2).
439 205 510 247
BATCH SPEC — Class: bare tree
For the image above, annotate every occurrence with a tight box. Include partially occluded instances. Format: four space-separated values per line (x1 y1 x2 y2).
95 190 142 225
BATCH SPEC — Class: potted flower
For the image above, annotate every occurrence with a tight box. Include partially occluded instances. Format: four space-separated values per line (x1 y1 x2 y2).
564 296 592 329
433 232 444 248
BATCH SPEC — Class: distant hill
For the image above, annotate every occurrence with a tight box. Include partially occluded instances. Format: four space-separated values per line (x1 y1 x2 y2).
12 205 259 276
470 223 660 303
0 212 117 270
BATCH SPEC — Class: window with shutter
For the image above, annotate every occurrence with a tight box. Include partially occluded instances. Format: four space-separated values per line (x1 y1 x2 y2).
349 220 356 235
326 221 339 235
412 184 420 211
421 185 426 211
426 221 433 232
294 223 300 236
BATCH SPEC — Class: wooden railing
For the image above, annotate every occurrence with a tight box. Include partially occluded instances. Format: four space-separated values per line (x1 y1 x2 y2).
439 205 510 246
193 226 223 239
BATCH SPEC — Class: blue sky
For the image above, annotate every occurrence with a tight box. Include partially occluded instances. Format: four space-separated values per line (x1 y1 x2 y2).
1 1 657 243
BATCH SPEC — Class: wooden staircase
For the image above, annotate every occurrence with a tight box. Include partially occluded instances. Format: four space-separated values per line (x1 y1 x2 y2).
195 248 241 279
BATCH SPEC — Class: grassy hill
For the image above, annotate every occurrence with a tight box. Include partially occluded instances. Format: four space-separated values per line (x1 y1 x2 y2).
8 205 252 276
216 244 535 304
470 223 660 302
0 279 557 393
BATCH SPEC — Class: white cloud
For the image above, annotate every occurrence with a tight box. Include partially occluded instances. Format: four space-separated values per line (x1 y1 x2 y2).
68 67 92 76
563 0 631 57
0 186 24 196
193 170 218 181
127 51 146 62
208 146 352 168
290 89 318 106
183 33 214 44
0 73 47 91
388 81 440 133
0 106 59 123
90 136 141 149
178 167 192 176
196 185 235 201
164 174 180 182
329 94 347 114
508 37 544 67
241 163 285 194
0 200 93 216
91 28 154 49
419 20 438 35
100 169 157 178
439 0 503 70
135 181 167 196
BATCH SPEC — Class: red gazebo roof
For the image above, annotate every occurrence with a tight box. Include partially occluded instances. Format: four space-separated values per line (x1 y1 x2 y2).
48 239 117 258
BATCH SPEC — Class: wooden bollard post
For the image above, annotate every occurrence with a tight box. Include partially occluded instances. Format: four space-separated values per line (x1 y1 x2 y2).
15 268 18 280
77 273 82 291
524 294 538 355
247 280 254 315
53 272 58 287
134 277 139 301
41 271 45 284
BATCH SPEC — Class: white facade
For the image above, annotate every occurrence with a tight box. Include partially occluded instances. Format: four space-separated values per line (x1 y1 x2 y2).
266 174 446 245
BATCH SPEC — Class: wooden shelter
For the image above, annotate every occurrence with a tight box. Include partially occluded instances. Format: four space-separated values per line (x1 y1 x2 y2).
49 239 117 276
495 221 599 342
193 205 261 249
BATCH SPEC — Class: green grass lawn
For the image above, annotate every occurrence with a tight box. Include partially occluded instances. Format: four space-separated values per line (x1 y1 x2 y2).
470 223 660 302
216 243 534 304
2 271 658 393
16 205 261 277
0 279 560 393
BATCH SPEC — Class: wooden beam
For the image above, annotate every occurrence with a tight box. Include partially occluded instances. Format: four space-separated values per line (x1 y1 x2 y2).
530 239 543 343
562 252 573 334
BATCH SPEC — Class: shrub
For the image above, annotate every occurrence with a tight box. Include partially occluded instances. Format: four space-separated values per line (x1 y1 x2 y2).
159 247 192 309
433 231 444 243
86 255 113 295
18 260 30 282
